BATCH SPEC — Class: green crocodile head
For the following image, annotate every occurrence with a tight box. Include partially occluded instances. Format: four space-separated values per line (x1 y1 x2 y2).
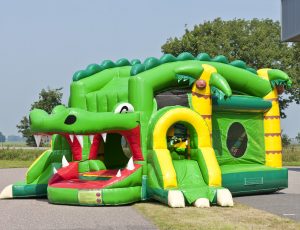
30 105 143 164
30 64 145 164
30 105 140 134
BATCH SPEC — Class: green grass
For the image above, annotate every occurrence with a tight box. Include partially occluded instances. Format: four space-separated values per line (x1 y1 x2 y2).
0 142 27 147
282 144 300 165
0 148 44 161
0 160 33 168
0 147 43 168
134 202 300 230
283 161 300 166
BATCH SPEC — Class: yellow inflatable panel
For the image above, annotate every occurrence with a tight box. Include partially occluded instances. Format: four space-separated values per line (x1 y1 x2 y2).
155 149 178 189
191 96 212 115
266 153 282 168
153 108 211 149
152 107 221 188
263 119 281 133
264 90 278 99
199 147 222 186
258 68 283 168
191 64 217 138
264 136 282 151
257 69 270 81
264 105 280 116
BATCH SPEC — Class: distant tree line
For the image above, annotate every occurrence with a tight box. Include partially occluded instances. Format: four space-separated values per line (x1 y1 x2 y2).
282 132 300 147
0 132 24 143
0 132 5 143
7 135 24 142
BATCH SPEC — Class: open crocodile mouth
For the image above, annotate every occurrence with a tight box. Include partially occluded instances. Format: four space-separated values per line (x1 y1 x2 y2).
49 162 142 189
34 126 143 189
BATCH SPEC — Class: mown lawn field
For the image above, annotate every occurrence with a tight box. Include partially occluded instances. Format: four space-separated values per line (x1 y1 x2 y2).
0 160 33 168
0 147 43 160
134 202 300 230
283 144 300 166
0 147 42 168
0 141 27 147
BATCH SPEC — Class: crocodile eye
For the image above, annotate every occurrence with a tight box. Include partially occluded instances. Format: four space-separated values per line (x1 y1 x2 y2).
64 115 77 125
114 103 134 114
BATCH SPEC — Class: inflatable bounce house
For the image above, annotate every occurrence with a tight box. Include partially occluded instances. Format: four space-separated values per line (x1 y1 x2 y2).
0 52 291 208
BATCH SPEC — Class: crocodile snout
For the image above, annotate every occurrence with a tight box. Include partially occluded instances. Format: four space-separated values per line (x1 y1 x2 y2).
29 109 49 131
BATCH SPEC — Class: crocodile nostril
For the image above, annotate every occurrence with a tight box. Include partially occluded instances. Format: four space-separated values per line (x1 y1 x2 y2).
64 115 77 125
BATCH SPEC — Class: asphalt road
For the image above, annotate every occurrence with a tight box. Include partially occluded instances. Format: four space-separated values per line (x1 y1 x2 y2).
235 167 300 221
0 168 156 230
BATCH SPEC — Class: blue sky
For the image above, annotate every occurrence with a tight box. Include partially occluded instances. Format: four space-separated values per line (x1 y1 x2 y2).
0 0 299 137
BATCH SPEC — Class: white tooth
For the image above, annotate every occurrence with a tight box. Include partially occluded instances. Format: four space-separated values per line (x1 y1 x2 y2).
116 169 121 177
34 135 42 147
101 133 107 142
69 135 74 143
89 135 94 144
53 167 58 174
0 184 13 199
126 157 135 170
62 155 69 167
76 135 84 148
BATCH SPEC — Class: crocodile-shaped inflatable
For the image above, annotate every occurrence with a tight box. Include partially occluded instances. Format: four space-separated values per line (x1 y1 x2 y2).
0 52 291 207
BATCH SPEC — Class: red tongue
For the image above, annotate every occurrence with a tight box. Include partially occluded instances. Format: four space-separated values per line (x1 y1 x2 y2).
49 162 79 185
49 164 142 189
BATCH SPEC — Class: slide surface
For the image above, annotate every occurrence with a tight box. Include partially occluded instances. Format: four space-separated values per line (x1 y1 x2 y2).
173 160 211 203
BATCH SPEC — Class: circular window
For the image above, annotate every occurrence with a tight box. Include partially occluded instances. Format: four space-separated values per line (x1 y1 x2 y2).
226 122 248 158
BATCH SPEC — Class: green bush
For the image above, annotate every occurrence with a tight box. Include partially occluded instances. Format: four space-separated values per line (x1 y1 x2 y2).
0 148 44 161
282 144 300 163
